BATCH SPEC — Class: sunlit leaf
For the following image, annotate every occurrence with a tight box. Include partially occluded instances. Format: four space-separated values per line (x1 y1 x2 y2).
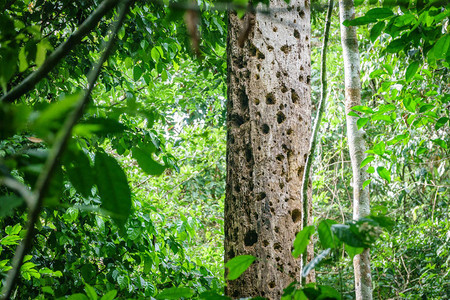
376 166 391 183
225 255 257 280
405 61 420 82
292 225 314 258
318 220 338 249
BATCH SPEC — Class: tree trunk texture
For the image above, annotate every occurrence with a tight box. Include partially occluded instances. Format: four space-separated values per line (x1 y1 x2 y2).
338 1 372 299
224 1 311 299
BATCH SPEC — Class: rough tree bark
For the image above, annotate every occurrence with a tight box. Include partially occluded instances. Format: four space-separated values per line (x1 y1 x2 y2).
338 1 372 299
224 1 311 299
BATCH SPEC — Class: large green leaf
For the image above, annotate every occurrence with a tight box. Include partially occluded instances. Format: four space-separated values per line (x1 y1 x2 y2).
225 255 257 280
292 225 314 258
317 220 338 249
331 224 367 248
0 195 24 218
132 146 166 176
376 166 391 183
344 244 364 260
65 148 94 198
365 8 394 19
405 61 420 82
94 151 131 228
156 287 194 299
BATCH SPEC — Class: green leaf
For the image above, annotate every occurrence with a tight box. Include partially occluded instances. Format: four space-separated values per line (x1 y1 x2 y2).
405 61 420 82
428 34 450 62
292 225 314 258
347 111 360 118
344 244 364 260
85 284 98 300
156 287 194 299
34 93 80 139
0 195 24 218
302 248 331 278
151 47 160 63
362 179 371 190
403 98 416 112
373 141 386 155
432 139 447 150
367 166 375 174
94 151 132 228
351 105 374 114
65 148 94 198
331 224 367 248
435 117 449 130
318 220 338 249
376 104 396 114
376 166 391 183
365 8 394 19
67 294 89 300
360 156 374 168
133 66 143 81
370 21 385 43
343 15 378 26
35 39 52 67
199 291 231 300
74 118 128 137
100 290 117 300
132 146 166 176
357 117 369 130
225 255 257 280
386 38 405 53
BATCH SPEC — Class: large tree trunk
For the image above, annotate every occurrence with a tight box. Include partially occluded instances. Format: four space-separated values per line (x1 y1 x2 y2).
338 1 372 299
224 1 311 299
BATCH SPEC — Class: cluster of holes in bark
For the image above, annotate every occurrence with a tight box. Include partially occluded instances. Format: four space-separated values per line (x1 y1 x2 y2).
262 124 270 134
269 281 276 289
287 128 293 135
281 84 288 93
266 93 276 104
254 98 260 105
276 154 285 161
277 111 286 124
239 88 249 110
297 7 305 18
249 43 265 59
294 29 300 39
280 44 291 54
267 45 274 51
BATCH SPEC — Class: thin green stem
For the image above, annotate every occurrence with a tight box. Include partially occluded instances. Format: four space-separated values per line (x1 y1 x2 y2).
301 0 334 286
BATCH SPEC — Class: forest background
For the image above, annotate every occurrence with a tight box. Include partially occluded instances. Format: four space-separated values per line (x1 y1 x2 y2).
0 0 448 299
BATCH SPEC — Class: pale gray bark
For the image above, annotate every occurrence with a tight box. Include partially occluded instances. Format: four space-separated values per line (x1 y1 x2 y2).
224 1 311 299
338 1 372 299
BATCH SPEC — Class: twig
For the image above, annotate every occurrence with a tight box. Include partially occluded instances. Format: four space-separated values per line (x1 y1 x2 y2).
0 0 120 104
300 0 334 285
0 1 132 298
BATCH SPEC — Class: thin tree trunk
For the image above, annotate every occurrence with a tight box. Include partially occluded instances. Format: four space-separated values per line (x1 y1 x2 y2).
338 1 372 299
301 0 334 286
225 1 311 299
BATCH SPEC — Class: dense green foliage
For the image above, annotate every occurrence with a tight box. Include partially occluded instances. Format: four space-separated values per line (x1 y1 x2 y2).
0 0 448 299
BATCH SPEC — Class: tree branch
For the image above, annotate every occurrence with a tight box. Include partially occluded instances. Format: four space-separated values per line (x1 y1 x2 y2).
0 0 120 104
0 1 132 298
